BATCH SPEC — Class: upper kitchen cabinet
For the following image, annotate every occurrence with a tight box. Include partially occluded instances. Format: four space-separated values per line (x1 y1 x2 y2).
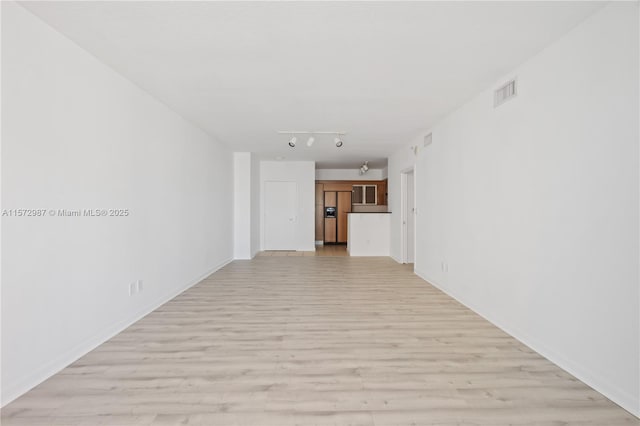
351 180 387 206
377 181 387 205
352 184 377 205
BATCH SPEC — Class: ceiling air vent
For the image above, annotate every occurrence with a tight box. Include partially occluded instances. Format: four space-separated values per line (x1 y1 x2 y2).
494 78 517 107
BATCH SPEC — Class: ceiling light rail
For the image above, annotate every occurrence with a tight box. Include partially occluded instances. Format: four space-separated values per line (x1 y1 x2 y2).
278 131 346 148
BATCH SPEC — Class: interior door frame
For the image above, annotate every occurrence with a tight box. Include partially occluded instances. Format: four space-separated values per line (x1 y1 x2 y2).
400 167 416 265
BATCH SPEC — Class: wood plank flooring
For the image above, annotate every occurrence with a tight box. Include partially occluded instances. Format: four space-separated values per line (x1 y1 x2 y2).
2 257 638 425
258 245 348 257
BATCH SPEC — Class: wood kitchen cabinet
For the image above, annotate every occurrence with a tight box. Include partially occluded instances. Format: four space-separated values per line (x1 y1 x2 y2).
316 179 387 244
324 217 337 243
337 191 352 243
324 191 337 208
318 180 388 206
377 181 387 205
315 183 324 205
324 191 351 244
315 183 324 241
352 184 377 205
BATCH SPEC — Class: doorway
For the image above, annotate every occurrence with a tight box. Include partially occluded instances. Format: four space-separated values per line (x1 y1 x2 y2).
264 181 297 250
401 169 415 264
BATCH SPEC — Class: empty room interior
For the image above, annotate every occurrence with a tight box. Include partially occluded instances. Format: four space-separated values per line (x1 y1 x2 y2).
2 1 639 425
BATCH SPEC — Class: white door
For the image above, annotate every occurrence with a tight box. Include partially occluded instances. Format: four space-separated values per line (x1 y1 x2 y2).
406 171 415 263
264 181 297 250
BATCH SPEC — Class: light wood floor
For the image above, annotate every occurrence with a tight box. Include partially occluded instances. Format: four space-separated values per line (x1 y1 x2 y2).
2 257 638 425
258 245 348 257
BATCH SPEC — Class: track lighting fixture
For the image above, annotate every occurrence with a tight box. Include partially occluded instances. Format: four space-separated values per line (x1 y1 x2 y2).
278 131 346 148
359 161 369 175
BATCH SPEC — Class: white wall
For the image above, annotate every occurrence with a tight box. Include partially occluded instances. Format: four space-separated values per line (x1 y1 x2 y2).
261 161 315 251
397 3 639 415
250 153 261 257
233 153 252 259
347 213 390 257
233 152 261 259
1 2 234 405
315 168 384 181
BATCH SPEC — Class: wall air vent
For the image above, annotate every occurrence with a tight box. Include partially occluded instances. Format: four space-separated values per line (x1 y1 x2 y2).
424 133 432 147
494 78 517 107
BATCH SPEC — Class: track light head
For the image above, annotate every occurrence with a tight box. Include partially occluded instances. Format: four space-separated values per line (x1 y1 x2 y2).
359 161 369 175
288 136 297 147
334 136 343 147
306 135 315 147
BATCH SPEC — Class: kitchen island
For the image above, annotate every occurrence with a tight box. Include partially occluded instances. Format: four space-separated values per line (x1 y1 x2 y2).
347 212 391 256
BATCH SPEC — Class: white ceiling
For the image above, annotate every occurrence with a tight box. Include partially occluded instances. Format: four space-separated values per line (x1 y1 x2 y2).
21 1 603 168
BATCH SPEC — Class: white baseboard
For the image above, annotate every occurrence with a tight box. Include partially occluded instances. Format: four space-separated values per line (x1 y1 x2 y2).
315 241 324 246
1 257 233 407
413 268 640 418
